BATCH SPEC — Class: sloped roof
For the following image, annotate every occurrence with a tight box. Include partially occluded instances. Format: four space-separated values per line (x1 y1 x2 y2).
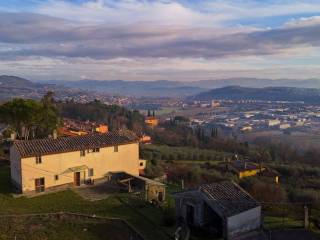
200 181 260 217
13 130 138 158
174 181 260 217
229 161 262 172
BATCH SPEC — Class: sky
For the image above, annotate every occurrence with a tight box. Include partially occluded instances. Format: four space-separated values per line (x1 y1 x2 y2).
0 0 320 81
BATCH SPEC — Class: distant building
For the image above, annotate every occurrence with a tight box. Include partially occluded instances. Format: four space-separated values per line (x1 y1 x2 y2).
139 135 152 144
225 161 265 179
58 118 109 137
95 124 109 133
279 123 291 130
145 117 159 127
211 100 221 108
57 127 87 137
10 131 146 194
173 181 261 240
267 119 281 127
240 126 253 132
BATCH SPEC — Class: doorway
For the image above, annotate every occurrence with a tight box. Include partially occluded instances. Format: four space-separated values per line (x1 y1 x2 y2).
186 204 195 226
35 178 45 193
74 172 81 186
158 191 164 202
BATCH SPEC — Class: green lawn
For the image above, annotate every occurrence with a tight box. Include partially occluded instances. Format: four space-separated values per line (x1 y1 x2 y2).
156 107 182 116
0 165 172 240
264 216 303 229
0 216 142 240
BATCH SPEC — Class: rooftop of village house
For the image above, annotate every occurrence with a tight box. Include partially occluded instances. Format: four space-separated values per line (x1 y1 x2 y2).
13 130 138 158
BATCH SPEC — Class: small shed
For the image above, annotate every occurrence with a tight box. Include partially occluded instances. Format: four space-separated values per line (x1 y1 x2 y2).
173 181 261 240
109 172 166 203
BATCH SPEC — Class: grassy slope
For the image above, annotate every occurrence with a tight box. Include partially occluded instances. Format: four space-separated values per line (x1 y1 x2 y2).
0 217 140 240
0 165 171 240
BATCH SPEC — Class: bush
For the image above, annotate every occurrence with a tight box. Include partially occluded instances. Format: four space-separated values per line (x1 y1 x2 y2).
162 207 176 227
289 188 320 206
243 179 287 203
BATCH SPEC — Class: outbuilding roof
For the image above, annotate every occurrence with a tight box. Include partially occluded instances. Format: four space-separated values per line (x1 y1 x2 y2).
173 181 260 217
200 181 260 217
229 161 263 172
13 130 138 158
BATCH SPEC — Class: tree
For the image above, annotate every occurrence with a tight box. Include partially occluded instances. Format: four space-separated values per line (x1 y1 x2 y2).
0 94 60 140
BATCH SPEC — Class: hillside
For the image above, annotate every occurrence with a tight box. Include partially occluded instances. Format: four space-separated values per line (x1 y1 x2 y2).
191 78 320 89
46 78 320 98
0 75 91 101
192 86 320 103
0 75 42 100
3 75 320 99
47 79 204 97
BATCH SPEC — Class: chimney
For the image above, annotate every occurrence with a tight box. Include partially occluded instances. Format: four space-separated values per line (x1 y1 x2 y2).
53 130 58 139
10 132 17 141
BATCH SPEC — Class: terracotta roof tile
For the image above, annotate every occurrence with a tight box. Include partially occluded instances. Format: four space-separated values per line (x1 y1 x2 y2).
13 130 138 158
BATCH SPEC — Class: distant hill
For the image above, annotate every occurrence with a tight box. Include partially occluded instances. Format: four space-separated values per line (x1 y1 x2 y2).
47 80 204 97
192 78 320 89
0 75 42 100
46 78 320 98
0 75 91 101
192 86 320 103
0 75 39 88
3 75 320 99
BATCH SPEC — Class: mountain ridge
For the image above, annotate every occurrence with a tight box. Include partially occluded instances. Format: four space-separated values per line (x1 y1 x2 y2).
43 77 320 97
191 86 320 103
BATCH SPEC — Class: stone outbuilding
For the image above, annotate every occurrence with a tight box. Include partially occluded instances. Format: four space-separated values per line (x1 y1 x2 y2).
108 171 166 203
173 181 261 239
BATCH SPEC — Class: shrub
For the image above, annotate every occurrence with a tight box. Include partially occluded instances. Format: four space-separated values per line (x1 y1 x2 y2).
162 207 176 227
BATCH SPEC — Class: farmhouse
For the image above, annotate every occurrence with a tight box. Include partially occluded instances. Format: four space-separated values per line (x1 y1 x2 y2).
173 181 261 240
226 161 265 179
10 130 147 194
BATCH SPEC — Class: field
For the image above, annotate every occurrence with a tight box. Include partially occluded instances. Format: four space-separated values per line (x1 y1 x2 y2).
238 130 320 150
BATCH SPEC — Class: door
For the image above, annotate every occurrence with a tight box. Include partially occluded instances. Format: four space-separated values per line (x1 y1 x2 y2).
186 205 195 226
158 191 163 202
35 178 45 193
74 172 81 186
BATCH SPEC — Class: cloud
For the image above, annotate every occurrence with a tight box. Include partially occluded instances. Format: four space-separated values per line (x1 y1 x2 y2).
32 0 320 27
1 1 320 81
0 12 319 61
284 16 320 28
35 0 220 26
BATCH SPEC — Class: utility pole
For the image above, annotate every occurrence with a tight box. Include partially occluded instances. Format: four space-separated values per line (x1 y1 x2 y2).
304 205 309 229
181 179 184 190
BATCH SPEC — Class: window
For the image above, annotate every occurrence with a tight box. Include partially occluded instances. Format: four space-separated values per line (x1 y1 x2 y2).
80 150 86 157
36 156 42 164
140 162 144 167
35 177 45 193
87 148 100 153
88 168 94 177
54 175 59 181
114 146 118 152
